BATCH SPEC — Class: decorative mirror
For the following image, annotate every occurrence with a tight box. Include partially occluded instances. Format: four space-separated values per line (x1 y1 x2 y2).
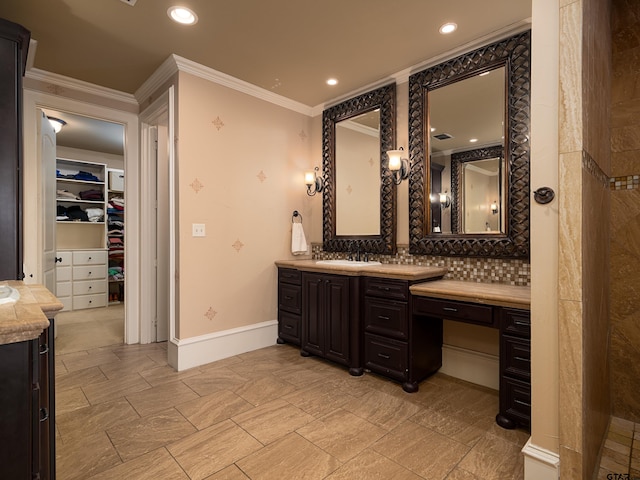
408 30 530 257
322 83 396 254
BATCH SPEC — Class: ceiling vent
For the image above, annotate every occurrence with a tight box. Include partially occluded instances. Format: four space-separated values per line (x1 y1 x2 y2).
119 0 137 5
433 133 453 140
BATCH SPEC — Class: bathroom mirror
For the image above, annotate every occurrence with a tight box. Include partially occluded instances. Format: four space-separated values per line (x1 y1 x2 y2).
408 30 530 257
322 83 396 254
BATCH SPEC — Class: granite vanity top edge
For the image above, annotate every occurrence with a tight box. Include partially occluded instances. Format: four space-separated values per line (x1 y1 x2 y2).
275 259 447 281
0 281 63 345
410 279 531 309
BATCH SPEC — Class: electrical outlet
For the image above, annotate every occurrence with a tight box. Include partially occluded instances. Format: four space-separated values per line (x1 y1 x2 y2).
192 223 205 237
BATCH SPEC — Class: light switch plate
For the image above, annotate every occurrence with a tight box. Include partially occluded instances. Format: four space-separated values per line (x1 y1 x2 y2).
192 223 205 237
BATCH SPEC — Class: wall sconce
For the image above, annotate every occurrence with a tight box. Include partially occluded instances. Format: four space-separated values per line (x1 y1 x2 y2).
47 116 66 134
439 192 451 209
386 147 409 185
305 166 325 196
490 201 498 215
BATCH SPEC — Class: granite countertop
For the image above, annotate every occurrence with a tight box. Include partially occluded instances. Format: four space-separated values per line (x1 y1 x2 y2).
410 279 531 310
275 259 447 281
0 281 63 345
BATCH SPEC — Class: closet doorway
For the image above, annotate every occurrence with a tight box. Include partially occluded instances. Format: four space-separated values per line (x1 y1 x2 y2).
44 109 127 353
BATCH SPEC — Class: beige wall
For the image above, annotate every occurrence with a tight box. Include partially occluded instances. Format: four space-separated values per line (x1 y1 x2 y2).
558 0 612 477
610 0 640 422
175 72 312 339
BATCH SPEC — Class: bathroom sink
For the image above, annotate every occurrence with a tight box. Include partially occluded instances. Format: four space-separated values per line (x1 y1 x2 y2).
0 284 20 305
315 260 382 267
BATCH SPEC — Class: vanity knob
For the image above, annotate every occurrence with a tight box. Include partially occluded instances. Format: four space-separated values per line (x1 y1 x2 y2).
55 257 62 263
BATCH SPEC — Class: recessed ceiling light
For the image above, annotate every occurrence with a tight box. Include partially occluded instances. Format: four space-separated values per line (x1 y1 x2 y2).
439 22 457 34
168 6 198 25
326 78 338 86
469 138 478 143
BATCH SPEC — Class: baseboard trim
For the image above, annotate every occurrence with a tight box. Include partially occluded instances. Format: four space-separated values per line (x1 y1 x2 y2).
522 439 560 480
439 344 500 390
168 320 278 371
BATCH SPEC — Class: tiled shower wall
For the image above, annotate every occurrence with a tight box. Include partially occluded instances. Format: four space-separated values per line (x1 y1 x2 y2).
610 0 640 423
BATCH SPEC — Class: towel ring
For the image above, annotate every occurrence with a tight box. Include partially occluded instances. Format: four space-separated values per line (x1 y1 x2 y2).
292 210 303 223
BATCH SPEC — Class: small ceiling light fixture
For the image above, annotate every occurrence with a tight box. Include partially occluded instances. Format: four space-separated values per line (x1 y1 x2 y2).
469 138 478 143
439 22 457 34
326 78 338 86
168 6 198 25
305 166 325 196
386 147 410 185
47 116 66 134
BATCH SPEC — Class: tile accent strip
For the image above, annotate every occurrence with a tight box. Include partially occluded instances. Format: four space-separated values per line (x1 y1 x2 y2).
610 175 640 190
583 150 610 188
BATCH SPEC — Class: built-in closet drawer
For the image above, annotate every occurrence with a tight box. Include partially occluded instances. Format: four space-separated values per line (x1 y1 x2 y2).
73 265 107 281
73 250 107 265
56 249 108 311
72 279 107 296
73 293 107 310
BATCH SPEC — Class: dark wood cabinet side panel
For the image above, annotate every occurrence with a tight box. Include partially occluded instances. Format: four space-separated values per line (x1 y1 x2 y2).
302 273 324 356
325 276 350 365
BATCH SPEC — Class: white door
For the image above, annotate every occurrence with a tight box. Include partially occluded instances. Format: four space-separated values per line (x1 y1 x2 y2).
39 110 57 292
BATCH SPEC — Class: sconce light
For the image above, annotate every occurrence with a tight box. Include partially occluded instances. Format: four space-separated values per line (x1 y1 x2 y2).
386 147 409 185
47 116 66 134
439 191 451 209
490 201 498 215
305 166 325 196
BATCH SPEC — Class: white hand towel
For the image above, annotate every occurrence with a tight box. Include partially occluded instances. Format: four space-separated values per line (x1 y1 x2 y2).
291 222 308 255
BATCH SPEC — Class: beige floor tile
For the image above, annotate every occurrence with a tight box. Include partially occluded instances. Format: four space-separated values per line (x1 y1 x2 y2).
107 407 197 462
56 431 122 480
176 389 255 430
57 397 140 442
59 349 122 372
183 367 251 396
204 464 250 479
125 380 200 417
236 432 341 480
445 467 484 479
297 408 387 462
168 419 263 480
138 363 203 386
82 371 152 405
325 450 422 480
276 363 338 387
342 389 422 431
233 374 299 406
56 365 107 392
87 447 189 480
56 305 124 354
98 354 162 379
457 432 524 480
283 381 356 417
373 420 470 479
232 398 315 445
56 386 89 415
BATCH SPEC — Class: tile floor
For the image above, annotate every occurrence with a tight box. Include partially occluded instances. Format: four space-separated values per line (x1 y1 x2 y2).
597 417 640 479
55 333 529 479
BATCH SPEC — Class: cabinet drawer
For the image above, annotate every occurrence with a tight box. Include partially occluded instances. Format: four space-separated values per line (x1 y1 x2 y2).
72 279 107 296
279 283 301 314
73 265 106 281
363 277 408 301
58 296 72 311
502 335 531 381
72 250 107 265
56 251 72 266
279 268 301 285
278 311 300 344
109 170 125 192
56 281 72 297
364 297 408 340
56 266 71 282
501 376 531 427
501 308 530 337
413 297 495 327
364 333 407 381
72 293 107 310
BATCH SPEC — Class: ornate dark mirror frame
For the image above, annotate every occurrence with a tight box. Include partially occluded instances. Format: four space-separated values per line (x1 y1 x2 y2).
408 30 531 258
322 83 397 254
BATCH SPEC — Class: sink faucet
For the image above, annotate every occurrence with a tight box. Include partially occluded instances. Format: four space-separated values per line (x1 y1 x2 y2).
354 242 361 262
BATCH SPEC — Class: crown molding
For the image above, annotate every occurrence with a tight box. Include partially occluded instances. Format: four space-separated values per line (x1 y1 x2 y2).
136 54 314 116
25 67 138 106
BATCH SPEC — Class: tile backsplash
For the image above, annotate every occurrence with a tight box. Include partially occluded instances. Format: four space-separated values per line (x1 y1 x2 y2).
311 244 530 286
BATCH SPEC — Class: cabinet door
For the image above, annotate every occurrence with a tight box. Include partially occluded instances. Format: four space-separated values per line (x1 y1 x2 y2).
324 276 351 365
302 273 324 356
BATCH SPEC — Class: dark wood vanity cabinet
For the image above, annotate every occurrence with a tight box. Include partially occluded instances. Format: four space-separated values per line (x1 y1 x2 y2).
363 277 442 392
0 321 55 480
301 272 362 375
277 268 302 345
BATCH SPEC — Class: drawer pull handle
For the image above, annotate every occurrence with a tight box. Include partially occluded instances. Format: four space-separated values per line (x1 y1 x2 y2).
284 325 293 330
514 399 531 408
514 356 530 362
39 344 49 355
378 353 390 359
40 408 49 422
284 296 292 300
379 315 390 321
514 320 529 327
443 307 458 312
